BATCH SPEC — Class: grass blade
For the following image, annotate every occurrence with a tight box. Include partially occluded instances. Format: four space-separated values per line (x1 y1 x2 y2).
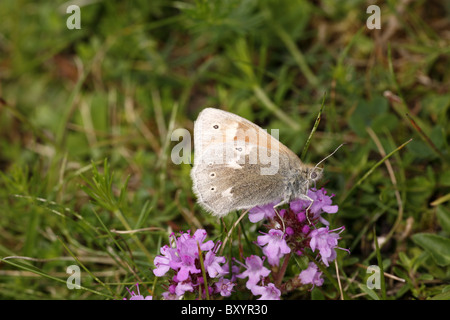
301 93 326 161
1 257 115 299
340 138 413 204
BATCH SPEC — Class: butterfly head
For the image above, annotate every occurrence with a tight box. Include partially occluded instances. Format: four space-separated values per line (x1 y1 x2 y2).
307 166 323 187
288 165 323 201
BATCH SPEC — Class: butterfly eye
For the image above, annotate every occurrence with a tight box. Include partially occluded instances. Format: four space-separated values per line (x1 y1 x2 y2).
311 172 317 179
213 124 219 129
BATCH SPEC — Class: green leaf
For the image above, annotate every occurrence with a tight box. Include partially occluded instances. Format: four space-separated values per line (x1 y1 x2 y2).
372 113 399 133
438 171 450 187
311 287 325 300
412 233 450 266
349 96 388 137
431 287 450 300
437 206 450 234
358 283 380 300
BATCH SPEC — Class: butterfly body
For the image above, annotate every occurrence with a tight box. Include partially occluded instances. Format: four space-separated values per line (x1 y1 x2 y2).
191 108 322 217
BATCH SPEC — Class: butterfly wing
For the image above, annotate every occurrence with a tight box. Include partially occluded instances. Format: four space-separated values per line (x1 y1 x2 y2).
191 142 288 216
192 108 295 159
191 108 304 216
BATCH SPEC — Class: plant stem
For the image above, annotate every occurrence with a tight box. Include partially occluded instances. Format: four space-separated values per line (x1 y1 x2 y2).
275 253 291 288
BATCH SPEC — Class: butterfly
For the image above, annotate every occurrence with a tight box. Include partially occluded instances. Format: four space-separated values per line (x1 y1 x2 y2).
190 108 327 217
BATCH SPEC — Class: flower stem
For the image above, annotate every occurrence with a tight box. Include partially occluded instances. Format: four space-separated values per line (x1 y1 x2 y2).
275 253 291 288
197 241 210 300
219 209 249 256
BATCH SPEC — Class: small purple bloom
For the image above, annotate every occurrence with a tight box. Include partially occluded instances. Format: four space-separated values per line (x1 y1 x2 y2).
176 229 213 258
309 226 347 266
161 291 179 300
123 283 153 300
289 188 338 225
290 199 305 213
215 277 235 297
257 229 291 266
285 227 294 236
204 250 227 278
221 262 240 282
153 245 177 277
236 255 271 291
252 283 281 300
299 262 324 288
175 280 194 296
162 284 180 300
192 229 215 251
308 188 338 224
176 255 201 281
301 224 310 234
297 211 306 223
249 202 277 223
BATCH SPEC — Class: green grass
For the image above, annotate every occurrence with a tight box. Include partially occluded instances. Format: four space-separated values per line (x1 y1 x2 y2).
1 0 449 300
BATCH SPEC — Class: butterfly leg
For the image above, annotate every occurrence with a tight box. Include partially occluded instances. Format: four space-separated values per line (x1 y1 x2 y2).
273 200 288 233
296 193 315 225
305 196 314 224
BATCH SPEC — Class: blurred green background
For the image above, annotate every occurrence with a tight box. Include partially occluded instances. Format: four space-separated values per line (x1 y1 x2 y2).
0 0 449 299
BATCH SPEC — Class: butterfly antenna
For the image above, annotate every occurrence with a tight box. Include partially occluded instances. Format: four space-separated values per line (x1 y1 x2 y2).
313 143 345 170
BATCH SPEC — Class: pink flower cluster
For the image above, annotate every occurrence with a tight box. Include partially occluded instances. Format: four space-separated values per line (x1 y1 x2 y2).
249 188 348 291
149 188 348 300
152 229 234 299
